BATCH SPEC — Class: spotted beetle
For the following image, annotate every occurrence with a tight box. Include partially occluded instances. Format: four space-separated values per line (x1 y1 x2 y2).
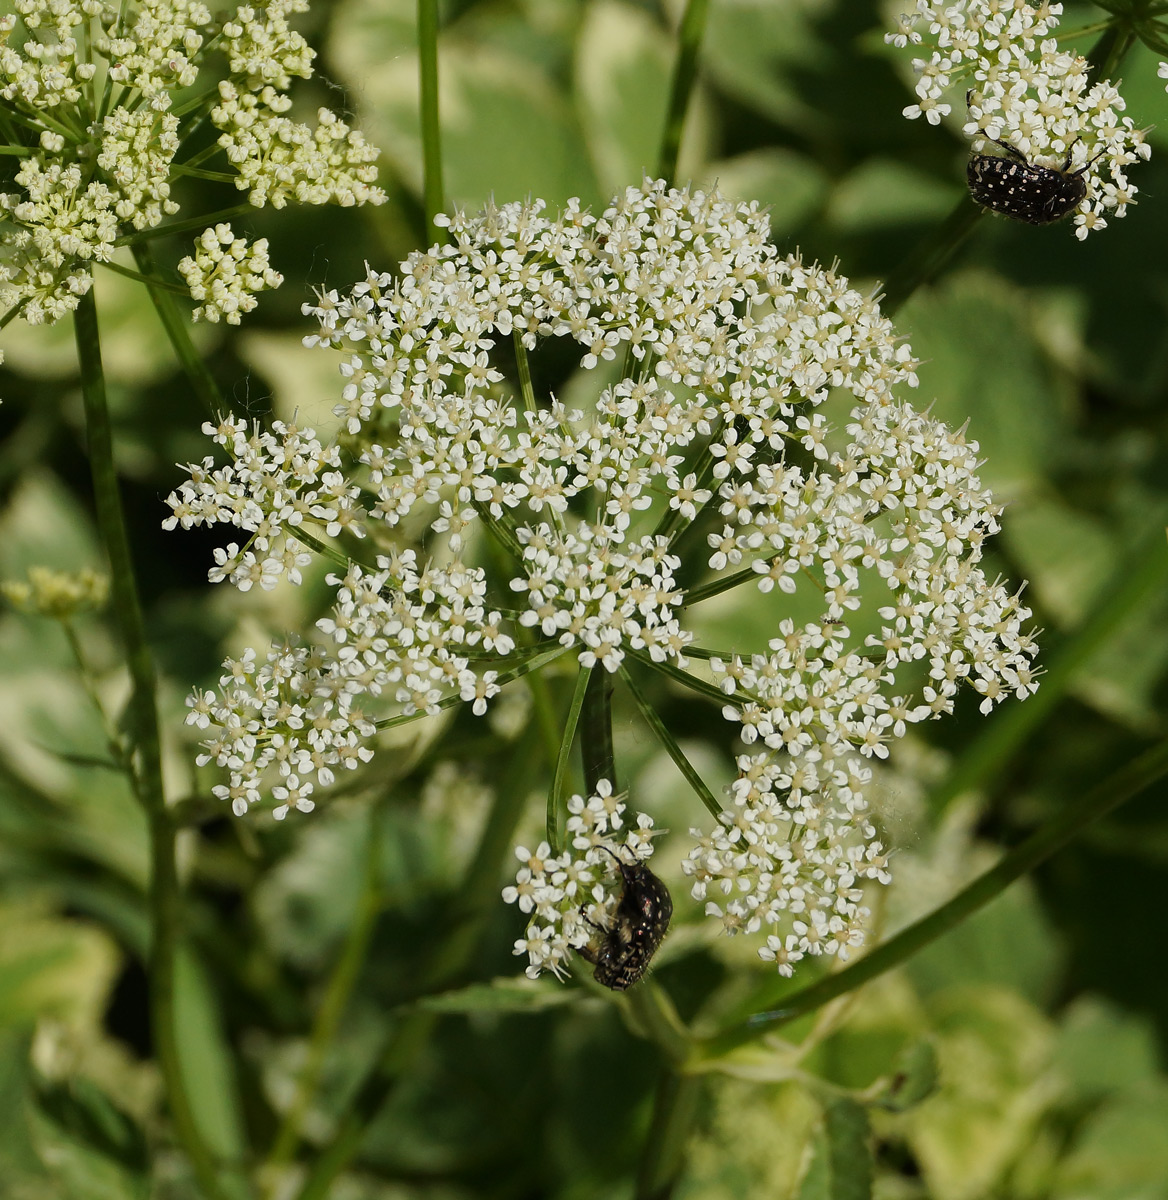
966 137 1106 225
578 846 672 991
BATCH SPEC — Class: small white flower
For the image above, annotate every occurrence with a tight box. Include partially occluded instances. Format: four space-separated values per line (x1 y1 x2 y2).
888 0 1148 236
0 1 384 325
504 786 657 981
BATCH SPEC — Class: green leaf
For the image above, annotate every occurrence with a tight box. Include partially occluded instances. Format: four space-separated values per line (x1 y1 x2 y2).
1055 997 1161 1096
173 948 246 1168
28 1117 148 1200
574 1 673 193
824 1099 873 1200
907 987 1055 1200
701 0 830 129
0 1032 44 1177
1003 497 1117 629
799 1098 873 1200
702 148 828 238
904 876 1063 1005
826 159 962 233
876 1038 940 1112
1052 1083 1168 1200
32 1074 148 1174
0 905 120 1030
897 270 1069 498
412 977 583 1014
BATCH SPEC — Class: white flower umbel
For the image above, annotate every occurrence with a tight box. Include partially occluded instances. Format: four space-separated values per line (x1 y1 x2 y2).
0 1 384 324
174 181 1037 973
503 783 658 981
887 1 1150 237
178 224 283 324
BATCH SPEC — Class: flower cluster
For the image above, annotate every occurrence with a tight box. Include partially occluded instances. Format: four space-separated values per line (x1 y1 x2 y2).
888 0 1150 237
0 0 383 324
184 551 515 817
503 784 658 980
163 416 365 589
173 179 1037 969
1 566 109 619
178 224 283 324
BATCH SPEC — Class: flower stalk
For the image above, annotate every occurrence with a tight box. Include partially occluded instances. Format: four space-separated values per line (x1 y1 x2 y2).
73 290 229 1200
657 0 711 185
418 0 445 245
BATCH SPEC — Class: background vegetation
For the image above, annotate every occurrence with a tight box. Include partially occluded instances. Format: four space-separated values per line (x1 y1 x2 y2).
2 0 1168 1197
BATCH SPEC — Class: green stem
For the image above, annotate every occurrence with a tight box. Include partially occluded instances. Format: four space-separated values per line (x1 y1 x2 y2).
682 563 760 608
620 665 721 819
701 736 1168 1057
879 195 983 318
631 649 741 708
291 1012 436 1200
526 664 564 777
418 0 445 245
549 666 592 851
115 204 257 247
261 807 384 1187
376 643 568 731
635 1070 704 1200
657 0 711 186
60 620 132 777
1085 22 1136 83
625 981 692 1064
99 258 190 294
514 333 537 415
580 665 617 796
929 528 1168 816
472 498 526 561
170 164 237 183
73 291 230 1200
130 241 228 419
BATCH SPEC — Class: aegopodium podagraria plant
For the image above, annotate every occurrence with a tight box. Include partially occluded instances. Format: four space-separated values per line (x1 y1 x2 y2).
166 178 1039 981
888 0 1150 237
0 0 383 326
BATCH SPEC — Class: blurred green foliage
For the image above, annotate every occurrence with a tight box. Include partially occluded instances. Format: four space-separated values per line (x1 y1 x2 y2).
2 0 1168 1196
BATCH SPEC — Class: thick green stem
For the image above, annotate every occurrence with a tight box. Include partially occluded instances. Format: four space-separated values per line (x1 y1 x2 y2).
657 0 711 186
635 1070 704 1200
291 1012 436 1200
131 241 228 419
115 204 256 246
682 563 760 608
514 333 537 415
701 736 1168 1058
580 665 617 796
625 981 692 1064
418 0 445 245
73 292 230 1200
